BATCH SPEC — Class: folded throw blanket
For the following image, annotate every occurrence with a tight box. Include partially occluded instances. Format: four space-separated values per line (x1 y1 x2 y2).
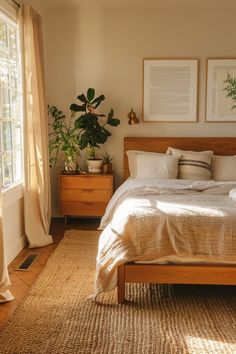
229 188 236 201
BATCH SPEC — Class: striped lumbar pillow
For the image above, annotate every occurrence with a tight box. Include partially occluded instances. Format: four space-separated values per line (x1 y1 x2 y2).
178 152 212 180
166 148 213 180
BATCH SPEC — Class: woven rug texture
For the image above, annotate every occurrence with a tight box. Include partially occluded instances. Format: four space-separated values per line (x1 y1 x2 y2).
0 229 236 354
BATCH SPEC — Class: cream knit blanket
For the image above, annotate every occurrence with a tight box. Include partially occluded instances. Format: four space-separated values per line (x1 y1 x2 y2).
95 179 236 296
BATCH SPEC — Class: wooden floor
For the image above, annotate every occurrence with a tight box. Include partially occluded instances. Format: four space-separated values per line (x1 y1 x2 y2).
0 217 100 329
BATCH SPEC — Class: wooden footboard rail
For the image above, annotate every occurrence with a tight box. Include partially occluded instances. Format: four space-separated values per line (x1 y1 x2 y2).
117 263 236 304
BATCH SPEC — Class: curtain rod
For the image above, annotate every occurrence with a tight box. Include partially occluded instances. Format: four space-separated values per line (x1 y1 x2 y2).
11 0 20 8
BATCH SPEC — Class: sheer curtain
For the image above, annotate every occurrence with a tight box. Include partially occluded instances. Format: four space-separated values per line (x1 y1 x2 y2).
0 4 52 302
0 192 14 303
0 0 19 303
22 5 52 247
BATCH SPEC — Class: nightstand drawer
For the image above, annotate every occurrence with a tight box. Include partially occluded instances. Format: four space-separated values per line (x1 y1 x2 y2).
60 176 112 190
60 189 111 202
60 201 107 216
59 173 113 220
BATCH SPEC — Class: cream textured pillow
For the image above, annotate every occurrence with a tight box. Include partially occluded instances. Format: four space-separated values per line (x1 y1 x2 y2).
166 147 214 158
167 147 213 180
126 150 164 178
177 152 212 180
136 154 179 179
229 188 236 201
212 155 236 181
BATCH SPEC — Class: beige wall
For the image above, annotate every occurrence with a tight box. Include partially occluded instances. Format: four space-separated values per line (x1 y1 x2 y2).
21 0 45 14
3 194 25 264
44 6 236 216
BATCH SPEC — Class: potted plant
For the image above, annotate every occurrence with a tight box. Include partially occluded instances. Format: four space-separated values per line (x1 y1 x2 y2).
102 153 114 173
48 105 80 173
70 88 120 173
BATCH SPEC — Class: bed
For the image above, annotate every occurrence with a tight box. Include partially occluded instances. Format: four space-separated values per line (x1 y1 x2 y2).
95 137 236 303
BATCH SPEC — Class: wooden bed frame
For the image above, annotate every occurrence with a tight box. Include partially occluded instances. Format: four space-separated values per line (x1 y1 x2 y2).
117 137 236 303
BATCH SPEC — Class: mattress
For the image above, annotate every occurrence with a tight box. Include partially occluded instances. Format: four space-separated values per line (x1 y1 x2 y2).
95 179 236 295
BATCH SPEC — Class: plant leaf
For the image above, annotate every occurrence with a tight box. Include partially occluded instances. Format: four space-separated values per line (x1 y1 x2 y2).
78 131 92 150
91 95 105 106
87 88 95 102
70 103 86 112
101 127 111 137
77 94 88 104
107 118 120 127
108 108 114 120
75 115 87 129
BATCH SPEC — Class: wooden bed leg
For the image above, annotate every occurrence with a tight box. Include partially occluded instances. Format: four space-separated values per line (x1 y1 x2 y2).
117 264 125 304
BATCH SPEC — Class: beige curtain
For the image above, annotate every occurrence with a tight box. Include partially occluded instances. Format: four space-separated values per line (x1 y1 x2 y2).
22 5 52 248
0 192 14 303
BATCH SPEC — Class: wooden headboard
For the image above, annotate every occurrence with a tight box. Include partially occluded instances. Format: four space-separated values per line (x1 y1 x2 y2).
124 137 236 179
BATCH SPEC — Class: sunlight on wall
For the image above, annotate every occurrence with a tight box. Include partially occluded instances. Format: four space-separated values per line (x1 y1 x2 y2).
44 6 236 216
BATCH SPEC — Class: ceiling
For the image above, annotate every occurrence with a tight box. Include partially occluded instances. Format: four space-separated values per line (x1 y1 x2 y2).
40 0 236 9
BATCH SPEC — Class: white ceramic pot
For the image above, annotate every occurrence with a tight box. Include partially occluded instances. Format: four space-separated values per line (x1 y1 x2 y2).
87 159 103 173
64 157 78 173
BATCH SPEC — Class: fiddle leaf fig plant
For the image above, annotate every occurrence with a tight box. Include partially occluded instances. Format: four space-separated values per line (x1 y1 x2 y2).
70 88 120 159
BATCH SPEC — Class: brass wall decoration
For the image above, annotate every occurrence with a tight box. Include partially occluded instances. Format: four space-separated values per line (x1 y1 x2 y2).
128 108 140 125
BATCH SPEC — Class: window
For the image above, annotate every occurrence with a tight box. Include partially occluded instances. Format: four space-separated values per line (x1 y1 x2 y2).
0 10 23 189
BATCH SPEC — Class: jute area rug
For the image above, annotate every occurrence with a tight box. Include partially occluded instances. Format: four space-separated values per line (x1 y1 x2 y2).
0 230 236 354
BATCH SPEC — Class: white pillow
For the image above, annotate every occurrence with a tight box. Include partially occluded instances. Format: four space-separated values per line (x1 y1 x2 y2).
136 154 179 179
167 147 213 180
166 147 214 158
126 150 164 178
212 155 236 181
229 188 236 201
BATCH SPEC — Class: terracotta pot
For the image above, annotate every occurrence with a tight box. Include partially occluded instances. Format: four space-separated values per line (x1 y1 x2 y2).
102 163 112 173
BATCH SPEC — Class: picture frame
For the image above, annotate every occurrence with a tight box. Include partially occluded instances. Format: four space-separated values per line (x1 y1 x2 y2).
206 58 236 122
143 58 198 122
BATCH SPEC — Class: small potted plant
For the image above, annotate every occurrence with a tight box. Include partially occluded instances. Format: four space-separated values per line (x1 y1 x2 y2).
48 105 80 173
70 88 120 173
102 153 114 173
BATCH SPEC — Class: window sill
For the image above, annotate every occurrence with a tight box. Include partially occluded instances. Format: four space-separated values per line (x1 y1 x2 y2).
2 182 24 208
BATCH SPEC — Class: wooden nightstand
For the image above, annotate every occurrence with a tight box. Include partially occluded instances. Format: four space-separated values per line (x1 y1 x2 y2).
60 173 113 222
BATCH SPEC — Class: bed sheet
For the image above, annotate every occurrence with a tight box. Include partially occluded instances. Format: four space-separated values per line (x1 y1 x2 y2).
95 179 236 296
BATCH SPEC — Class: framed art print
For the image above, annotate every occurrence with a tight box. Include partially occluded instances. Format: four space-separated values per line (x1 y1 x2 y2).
143 59 198 122
206 58 236 122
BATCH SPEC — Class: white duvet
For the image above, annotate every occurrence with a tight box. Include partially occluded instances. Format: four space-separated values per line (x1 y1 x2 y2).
95 179 236 296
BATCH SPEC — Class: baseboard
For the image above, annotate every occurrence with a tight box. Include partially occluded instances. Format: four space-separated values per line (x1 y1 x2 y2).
6 234 27 265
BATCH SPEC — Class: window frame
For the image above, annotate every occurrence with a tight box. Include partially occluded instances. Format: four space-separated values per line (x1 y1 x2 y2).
0 6 24 191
